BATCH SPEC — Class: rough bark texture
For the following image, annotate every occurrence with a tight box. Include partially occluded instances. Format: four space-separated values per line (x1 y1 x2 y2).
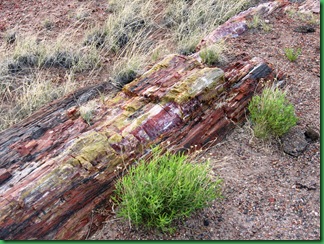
0 1 287 240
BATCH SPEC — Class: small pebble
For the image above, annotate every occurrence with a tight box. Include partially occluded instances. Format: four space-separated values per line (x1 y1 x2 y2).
203 219 210 226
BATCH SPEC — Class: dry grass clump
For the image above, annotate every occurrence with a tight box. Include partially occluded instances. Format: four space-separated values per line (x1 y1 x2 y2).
0 71 77 130
165 0 248 53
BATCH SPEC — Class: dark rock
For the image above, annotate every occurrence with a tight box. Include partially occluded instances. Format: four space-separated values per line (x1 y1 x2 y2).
295 182 316 190
115 69 137 88
0 168 12 185
304 127 319 142
203 219 210 226
293 25 315 33
43 51 78 69
83 31 107 48
6 32 16 44
281 126 308 157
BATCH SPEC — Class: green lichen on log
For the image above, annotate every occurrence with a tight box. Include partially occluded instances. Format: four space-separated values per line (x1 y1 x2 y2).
163 67 225 104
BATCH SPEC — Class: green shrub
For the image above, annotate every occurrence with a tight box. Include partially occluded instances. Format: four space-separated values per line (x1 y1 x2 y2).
199 43 225 66
248 87 298 139
284 47 301 62
247 14 271 32
113 146 222 233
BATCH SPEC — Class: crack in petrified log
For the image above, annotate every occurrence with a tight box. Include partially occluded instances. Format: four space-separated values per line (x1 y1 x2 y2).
0 0 290 239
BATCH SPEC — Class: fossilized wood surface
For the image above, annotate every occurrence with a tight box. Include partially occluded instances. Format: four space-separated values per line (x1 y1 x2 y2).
0 1 289 239
0 82 117 169
0 53 280 240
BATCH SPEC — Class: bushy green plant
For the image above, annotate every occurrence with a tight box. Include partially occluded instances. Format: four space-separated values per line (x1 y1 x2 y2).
247 14 271 32
113 146 222 232
199 43 225 66
248 87 298 139
284 47 301 62
199 48 219 65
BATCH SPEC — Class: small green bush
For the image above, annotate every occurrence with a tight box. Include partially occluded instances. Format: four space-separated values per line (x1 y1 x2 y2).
248 87 298 139
284 47 301 62
199 42 226 66
199 47 220 66
113 147 222 232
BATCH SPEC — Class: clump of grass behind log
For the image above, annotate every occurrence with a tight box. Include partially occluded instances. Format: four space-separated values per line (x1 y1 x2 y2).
165 0 248 53
113 146 223 233
110 51 146 88
0 71 77 131
6 36 100 73
199 42 226 66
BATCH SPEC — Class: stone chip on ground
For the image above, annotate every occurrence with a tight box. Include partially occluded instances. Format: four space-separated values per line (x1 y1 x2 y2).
281 126 309 157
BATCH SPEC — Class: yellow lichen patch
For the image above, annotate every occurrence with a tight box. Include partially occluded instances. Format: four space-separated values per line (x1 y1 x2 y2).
139 54 178 77
163 67 224 104
122 97 146 112
20 163 75 206
65 130 126 173
108 133 123 144
67 158 82 168
112 113 133 130
76 156 94 171
123 54 182 95
74 134 109 163
107 92 130 106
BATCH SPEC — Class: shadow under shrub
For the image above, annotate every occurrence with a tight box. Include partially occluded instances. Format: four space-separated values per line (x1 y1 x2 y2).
248 87 298 139
113 147 223 233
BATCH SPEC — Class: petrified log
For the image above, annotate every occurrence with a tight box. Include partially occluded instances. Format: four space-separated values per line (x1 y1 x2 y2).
195 0 289 53
0 52 280 239
0 1 292 238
